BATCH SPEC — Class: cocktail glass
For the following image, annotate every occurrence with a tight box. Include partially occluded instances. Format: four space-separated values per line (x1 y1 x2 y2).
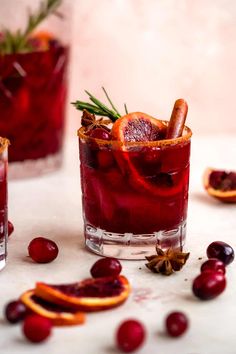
0 137 9 270
0 1 70 178
78 122 192 260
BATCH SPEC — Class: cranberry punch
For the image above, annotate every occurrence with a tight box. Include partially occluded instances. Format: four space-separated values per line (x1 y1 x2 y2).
75 90 192 259
0 138 9 270
0 0 69 178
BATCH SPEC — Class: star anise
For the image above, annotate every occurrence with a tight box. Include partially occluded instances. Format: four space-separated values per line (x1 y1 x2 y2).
81 109 111 133
145 247 190 276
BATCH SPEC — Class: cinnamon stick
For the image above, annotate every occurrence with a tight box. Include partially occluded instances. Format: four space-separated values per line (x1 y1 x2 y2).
166 99 188 139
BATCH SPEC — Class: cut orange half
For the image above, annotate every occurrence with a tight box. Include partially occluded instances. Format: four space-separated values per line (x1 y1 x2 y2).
35 275 131 312
203 168 236 203
20 289 85 326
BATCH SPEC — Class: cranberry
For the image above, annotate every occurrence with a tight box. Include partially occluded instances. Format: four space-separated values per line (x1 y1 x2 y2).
207 241 234 265
5 300 27 324
8 221 14 237
192 271 226 300
116 319 146 353
90 257 122 278
201 258 226 274
28 237 59 263
22 314 52 343
89 128 111 140
165 311 189 337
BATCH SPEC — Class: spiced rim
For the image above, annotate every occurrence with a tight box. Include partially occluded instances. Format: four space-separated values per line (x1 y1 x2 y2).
0 137 10 153
77 120 192 147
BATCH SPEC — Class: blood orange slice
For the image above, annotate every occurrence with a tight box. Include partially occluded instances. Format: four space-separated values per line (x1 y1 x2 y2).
111 112 166 142
20 290 85 326
111 112 184 197
203 168 236 203
35 275 131 312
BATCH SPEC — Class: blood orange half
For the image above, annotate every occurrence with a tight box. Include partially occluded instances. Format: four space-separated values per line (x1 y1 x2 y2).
203 168 236 203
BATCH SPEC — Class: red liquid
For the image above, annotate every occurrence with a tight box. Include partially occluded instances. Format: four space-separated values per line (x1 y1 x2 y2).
79 138 190 237
0 43 68 162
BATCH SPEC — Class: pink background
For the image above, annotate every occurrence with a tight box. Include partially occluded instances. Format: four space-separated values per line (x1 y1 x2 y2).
69 0 236 136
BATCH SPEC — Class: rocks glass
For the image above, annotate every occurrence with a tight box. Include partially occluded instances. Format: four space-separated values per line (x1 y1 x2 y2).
78 123 192 260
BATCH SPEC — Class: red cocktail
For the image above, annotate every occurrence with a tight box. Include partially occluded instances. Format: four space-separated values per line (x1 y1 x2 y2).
78 110 192 259
0 137 9 270
0 40 68 177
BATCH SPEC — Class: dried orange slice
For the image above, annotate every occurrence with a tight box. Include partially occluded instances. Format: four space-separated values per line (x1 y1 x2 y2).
111 112 166 142
203 168 236 203
20 290 85 326
35 275 131 312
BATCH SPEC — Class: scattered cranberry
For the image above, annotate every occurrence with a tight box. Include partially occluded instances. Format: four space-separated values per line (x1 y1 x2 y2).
207 241 234 265
28 237 59 263
192 271 226 300
201 258 226 274
165 311 189 337
90 257 122 278
8 221 14 237
5 300 27 324
89 127 111 140
22 314 52 343
116 319 146 353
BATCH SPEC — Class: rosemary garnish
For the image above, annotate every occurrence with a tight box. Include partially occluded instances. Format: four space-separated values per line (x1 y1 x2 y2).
0 0 62 55
72 88 125 122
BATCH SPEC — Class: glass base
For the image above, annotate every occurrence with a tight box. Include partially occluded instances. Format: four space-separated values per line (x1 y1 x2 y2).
8 152 63 180
85 221 187 260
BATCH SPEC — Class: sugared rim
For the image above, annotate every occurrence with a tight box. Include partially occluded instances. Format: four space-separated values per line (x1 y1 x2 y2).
0 137 10 153
77 120 192 147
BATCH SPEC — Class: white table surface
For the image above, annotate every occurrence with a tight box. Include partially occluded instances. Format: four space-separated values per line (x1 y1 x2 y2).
1 135 236 354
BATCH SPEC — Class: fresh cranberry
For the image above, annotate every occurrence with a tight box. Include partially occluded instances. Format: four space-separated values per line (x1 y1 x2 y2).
201 258 226 274
5 300 27 324
97 150 115 169
165 311 189 337
8 221 14 237
89 127 111 140
116 319 146 353
90 257 122 278
22 314 52 343
28 237 59 263
192 271 226 300
207 241 234 265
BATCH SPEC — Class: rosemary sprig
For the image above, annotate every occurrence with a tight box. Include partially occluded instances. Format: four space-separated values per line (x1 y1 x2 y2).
0 0 62 55
72 89 122 122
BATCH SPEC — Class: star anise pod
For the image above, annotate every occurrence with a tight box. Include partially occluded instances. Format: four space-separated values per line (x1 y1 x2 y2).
145 247 190 276
81 109 111 133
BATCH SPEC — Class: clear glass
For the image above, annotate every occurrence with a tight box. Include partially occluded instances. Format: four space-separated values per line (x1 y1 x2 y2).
0 137 9 270
0 0 71 179
78 123 192 260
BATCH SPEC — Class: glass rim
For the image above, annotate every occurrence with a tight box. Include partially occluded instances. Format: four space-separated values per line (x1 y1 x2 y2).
77 120 192 147
0 137 9 153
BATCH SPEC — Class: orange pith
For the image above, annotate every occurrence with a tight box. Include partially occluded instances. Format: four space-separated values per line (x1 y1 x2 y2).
203 168 236 203
20 289 85 326
34 275 131 312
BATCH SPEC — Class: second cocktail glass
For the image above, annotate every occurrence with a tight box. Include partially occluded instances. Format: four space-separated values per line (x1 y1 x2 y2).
79 122 192 260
